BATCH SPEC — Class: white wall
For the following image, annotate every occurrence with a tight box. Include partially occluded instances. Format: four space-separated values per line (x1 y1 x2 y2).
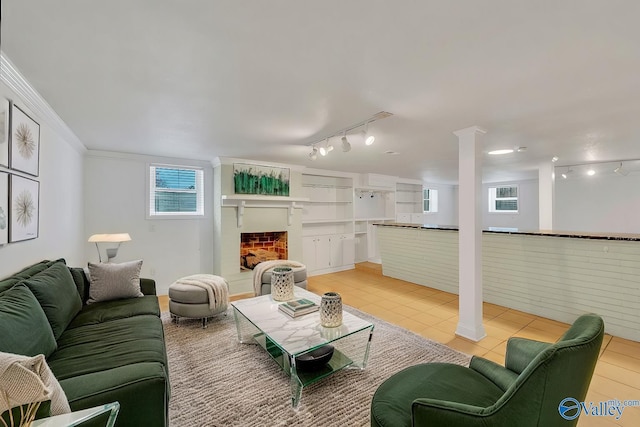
0 83 85 278
555 172 640 233
418 180 539 231
84 151 214 294
483 179 539 231
423 183 458 226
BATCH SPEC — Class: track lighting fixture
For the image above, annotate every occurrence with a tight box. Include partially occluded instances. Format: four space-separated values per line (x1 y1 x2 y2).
303 111 392 159
341 134 351 152
319 138 333 156
361 122 375 146
614 162 629 176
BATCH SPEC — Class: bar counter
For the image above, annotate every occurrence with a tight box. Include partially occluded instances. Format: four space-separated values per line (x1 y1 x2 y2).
375 223 640 342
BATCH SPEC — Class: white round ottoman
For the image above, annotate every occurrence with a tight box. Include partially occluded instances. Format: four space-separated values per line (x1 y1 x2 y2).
169 274 229 328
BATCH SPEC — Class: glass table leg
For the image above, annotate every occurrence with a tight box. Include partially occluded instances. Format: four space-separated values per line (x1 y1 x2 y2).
290 369 304 408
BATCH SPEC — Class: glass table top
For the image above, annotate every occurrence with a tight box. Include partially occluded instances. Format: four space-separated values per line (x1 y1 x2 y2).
231 288 373 355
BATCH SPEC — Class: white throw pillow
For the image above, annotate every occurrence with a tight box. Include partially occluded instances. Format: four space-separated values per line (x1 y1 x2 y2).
0 352 71 416
87 260 144 304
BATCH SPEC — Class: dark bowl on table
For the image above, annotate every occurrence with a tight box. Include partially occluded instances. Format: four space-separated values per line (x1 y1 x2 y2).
295 345 334 371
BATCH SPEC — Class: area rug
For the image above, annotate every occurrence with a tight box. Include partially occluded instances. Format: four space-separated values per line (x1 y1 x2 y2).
164 306 470 427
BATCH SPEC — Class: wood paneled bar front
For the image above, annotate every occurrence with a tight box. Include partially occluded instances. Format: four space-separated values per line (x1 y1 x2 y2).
375 223 640 342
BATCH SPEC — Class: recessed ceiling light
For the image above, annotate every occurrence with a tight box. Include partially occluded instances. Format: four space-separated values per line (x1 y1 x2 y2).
384 151 398 155
587 169 596 176
488 149 514 155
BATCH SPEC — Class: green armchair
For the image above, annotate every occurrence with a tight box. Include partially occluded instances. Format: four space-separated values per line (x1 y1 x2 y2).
371 313 604 427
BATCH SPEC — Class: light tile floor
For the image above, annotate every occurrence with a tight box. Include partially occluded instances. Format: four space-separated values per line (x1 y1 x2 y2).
160 263 640 426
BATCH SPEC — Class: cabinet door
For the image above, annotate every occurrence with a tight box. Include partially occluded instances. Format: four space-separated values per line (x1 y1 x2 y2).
316 235 331 270
302 236 317 273
329 235 343 268
341 235 355 265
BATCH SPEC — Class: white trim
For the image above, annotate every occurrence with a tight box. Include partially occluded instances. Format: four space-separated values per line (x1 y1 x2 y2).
87 149 212 168
213 156 307 172
147 164 205 219
0 52 86 154
488 184 519 213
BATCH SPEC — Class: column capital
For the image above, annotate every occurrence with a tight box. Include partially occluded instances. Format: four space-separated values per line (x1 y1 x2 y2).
453 126 487 138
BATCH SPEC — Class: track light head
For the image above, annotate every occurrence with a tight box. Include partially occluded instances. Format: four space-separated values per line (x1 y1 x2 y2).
360 122 375 146
319 146 327 156
614 162 629 176
341 136 351 152
309 146 318 160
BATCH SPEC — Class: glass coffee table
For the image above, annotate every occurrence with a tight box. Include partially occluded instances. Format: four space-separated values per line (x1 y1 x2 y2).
231 288 374 407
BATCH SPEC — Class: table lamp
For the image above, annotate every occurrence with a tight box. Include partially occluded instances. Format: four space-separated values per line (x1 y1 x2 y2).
87 233 131 262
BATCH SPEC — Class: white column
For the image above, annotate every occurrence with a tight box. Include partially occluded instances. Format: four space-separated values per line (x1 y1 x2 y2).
454 126 487 341
538 162 554 230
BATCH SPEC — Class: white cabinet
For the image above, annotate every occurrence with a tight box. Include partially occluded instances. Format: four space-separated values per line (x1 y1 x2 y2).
303 235 331 273
303 234 354 275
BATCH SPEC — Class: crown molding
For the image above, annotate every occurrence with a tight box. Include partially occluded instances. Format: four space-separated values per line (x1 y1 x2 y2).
0 52 86 153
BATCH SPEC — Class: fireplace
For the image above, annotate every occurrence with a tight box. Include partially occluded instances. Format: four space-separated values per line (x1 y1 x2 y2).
240 231 288 270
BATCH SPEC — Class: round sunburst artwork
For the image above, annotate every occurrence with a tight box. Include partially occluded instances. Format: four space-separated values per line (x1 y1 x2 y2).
15 190 35 227
15 123 36 159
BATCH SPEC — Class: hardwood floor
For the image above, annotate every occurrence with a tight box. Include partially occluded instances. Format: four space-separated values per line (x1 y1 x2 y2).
159 263 640 426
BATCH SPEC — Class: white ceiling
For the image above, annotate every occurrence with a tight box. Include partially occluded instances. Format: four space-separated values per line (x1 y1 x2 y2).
3 1 640 183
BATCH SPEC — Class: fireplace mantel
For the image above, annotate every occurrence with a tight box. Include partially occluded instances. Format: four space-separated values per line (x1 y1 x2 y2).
221 195 309 227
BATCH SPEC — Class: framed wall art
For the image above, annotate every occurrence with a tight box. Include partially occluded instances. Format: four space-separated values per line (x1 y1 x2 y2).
9 174 39 243
10 104 40 176
0 172 8 245
233 163 290 196
0 99 9 168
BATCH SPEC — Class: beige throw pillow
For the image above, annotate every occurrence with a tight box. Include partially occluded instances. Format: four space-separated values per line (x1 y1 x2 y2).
0 352 71 416
87 260 144 304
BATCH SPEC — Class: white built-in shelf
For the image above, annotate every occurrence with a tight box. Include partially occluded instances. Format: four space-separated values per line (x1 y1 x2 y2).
302 219 354 225
302 184 352 190
221 195 308 227
355 231 368 235
305 200 353 204
221 195 308 203
355 217 395 221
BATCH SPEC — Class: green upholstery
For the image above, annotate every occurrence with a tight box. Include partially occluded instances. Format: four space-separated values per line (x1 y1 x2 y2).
21 261 83 339
0 284 57 357
1 400 51 426
67 296 160 329
60 363 168 427
0 259 169 427
48 315 167 381
69 267 91 304
371 314 604 427
0 259 63 294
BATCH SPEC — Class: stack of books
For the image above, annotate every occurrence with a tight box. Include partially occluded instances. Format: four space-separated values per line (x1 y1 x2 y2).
278 298 319 318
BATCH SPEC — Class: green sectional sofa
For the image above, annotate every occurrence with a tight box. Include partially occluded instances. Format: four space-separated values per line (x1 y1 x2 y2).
0 259 169 426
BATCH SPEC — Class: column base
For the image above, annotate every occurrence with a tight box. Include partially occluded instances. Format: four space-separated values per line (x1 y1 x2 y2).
455 322 487 342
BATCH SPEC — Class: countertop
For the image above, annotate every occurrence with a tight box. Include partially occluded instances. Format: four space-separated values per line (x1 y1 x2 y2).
374 222 640 241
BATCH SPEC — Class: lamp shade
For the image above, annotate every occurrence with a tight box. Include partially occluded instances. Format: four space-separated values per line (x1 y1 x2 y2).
88 233 131 243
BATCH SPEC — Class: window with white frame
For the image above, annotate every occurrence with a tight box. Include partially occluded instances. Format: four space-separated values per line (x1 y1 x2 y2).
488 185 518 213
148 164 204 218
423 188 438 213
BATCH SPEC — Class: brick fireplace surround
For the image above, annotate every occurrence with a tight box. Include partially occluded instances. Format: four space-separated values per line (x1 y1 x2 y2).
240 231 288 270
